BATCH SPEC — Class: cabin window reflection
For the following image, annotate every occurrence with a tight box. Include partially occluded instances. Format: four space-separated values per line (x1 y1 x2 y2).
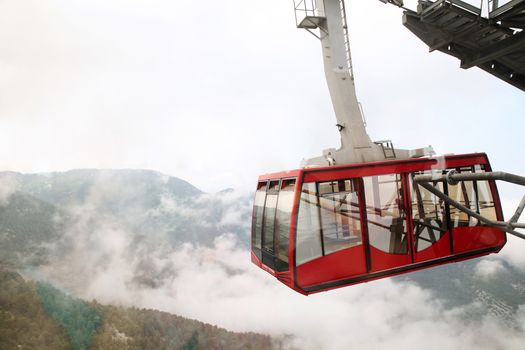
448 171 477 227
296 182 323 265
262 181 279 253
274 179 296 263
364 174 408 255
477 181 497 222
448 167 497 227
474 165 497 222
410 172 447 252
252 181 267 256
318 180 362 255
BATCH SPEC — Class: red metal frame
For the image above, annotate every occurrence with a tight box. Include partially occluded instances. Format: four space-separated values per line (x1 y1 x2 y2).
251 153 507 295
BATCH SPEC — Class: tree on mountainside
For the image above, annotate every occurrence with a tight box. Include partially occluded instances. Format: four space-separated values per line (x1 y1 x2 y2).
36 282 101 350
0 267 70 349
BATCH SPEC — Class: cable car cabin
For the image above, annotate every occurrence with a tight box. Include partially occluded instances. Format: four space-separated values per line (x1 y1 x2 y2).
251 153 506 295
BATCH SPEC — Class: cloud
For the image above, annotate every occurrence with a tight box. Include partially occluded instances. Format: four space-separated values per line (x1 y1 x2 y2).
37 227 525 349
25 169 525 349
474 259 506 281
196 189 253 230
498 199 525 273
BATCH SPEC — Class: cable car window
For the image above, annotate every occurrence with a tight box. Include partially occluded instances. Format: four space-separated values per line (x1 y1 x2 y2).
364 174 408 255
318 180 362 255
296 182 323 265
448 180 477 227
448 167 497 227
475 165 497 223
410 172 447 252
275 179 296 263
252 181 267 257
477 181 497 222
262 180 279 253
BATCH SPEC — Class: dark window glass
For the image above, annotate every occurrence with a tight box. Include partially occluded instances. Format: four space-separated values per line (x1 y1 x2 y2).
410 172 447 252
364 174 408 254
252 181 267 253
263 192 278 253
274 179 295 263
296 182 323 265
318 180 362 255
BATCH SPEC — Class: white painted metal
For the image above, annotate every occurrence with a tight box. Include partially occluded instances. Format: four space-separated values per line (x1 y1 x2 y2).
295 0 434 167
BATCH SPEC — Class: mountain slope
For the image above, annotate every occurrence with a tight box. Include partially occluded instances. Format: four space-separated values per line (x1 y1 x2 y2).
397 257 525 327
0 169 251 265
0 192 68 267
0 266 277 350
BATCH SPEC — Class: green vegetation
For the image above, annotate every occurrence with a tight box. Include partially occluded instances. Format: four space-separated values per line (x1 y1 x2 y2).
0 266 70 350
0 266 278 350
180 331 199 350
36 282 101 350
89 304 277 349
0 192 67 268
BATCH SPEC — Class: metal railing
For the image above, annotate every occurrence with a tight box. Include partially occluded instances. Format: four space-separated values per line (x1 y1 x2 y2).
339 0 354 78
293 0 319 27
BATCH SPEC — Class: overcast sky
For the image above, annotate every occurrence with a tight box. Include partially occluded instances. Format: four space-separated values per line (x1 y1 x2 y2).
0 0 523 194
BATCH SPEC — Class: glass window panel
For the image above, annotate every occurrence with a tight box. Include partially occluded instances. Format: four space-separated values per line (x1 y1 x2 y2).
263 194 278 253
476 164 497 223
252 182 267 251
275 179 296 263
319 181 337 195
364 174 408 254
269 180 279 191
296 183 322 265
411 172 447 252
477 180 497 222
448 168 478 227
448 166 497 226
319 180 362 255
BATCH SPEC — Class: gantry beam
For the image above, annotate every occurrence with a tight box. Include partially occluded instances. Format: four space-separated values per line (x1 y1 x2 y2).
401 0 525 92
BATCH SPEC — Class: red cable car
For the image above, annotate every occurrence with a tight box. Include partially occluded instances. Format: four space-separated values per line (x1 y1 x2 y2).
251 153 506 295
251 1 525 294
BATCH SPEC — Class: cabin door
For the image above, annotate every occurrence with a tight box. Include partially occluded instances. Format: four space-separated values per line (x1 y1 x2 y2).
409 173 452 263
363 174 412 272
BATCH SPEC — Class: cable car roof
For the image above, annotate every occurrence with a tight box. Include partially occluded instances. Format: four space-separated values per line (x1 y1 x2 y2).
258 153 491 181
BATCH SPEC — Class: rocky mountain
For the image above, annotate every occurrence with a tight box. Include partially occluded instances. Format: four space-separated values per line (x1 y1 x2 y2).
0 191 69 267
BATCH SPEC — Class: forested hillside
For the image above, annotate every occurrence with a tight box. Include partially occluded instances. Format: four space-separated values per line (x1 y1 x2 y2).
0 266 277 350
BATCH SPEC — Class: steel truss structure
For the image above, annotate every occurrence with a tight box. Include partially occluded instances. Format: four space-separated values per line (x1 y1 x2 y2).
400 0 525 91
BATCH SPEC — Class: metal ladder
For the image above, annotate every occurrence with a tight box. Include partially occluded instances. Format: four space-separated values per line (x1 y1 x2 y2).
339 0 354 78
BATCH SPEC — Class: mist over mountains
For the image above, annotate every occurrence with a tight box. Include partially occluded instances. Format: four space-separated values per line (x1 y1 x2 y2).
0 169 251 265
1 169 524 349
2 169 250 247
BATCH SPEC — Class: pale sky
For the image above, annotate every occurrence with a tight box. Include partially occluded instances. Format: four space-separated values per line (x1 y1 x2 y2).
0 0 523 193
